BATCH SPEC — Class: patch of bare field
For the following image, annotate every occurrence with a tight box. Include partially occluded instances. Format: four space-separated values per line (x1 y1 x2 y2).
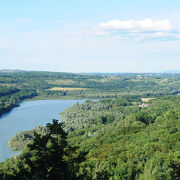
46 79 76 85
141 98 155 102
88 79 108 82
49 87 87 91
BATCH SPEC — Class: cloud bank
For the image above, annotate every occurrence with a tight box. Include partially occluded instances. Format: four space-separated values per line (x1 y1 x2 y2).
95 18 179 41
97 19 172 32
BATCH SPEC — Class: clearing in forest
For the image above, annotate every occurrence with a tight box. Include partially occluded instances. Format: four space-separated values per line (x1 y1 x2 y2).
49 87 87 91
141 98 155 102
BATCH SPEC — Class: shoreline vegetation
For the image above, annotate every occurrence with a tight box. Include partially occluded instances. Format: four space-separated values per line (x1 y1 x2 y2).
24 95 91 101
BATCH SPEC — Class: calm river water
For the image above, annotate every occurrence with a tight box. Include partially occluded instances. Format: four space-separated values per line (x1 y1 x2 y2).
0 99 86 162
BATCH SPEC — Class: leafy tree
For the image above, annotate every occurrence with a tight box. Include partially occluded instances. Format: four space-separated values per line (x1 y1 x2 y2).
1 120 86 180
23 119 85 179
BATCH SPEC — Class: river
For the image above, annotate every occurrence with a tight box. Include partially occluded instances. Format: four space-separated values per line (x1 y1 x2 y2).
0 99 86 162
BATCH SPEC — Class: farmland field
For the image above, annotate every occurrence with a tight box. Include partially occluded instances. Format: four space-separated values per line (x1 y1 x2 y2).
49 87 87 91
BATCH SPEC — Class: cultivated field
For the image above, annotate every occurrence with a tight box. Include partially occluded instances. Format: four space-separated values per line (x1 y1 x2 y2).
141 98 155 102
49 87 87 91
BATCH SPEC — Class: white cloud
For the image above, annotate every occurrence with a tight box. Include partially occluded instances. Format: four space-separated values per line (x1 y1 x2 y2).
93 18 180 41
97 18 172 32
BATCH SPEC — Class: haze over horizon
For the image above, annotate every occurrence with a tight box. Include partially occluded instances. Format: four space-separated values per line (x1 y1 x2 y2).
0 0 180 72
0 69 180 74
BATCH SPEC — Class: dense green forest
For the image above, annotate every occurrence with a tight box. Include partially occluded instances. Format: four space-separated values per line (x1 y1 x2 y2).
0 70 179 117
0 71 179 179
5 95 180 179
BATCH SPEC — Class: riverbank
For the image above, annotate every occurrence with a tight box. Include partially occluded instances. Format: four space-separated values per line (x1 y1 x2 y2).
0 99 86 162
0 95 94 119
24 95 93 101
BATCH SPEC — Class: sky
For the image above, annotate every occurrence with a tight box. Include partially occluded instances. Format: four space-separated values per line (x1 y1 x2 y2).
0 0 180 73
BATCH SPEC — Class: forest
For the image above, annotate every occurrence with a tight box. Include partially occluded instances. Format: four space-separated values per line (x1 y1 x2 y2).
0 70 179 179
5 95 180 179
0 71 179 111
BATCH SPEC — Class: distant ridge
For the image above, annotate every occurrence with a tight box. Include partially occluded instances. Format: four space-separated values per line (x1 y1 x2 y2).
0 69 26 73
164 70 180 73
0 69 180 74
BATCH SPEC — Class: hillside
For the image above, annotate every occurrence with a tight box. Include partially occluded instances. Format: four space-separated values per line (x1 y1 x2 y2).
0 71 179 117
5 95 180 179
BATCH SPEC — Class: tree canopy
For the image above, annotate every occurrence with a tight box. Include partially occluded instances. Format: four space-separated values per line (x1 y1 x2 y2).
0 120 86 180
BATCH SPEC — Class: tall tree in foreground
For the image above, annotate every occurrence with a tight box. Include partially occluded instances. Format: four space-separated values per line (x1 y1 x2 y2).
26 119 86 179
0 120 86 180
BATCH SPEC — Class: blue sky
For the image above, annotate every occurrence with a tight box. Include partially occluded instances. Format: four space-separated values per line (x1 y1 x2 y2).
0 0 180 72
